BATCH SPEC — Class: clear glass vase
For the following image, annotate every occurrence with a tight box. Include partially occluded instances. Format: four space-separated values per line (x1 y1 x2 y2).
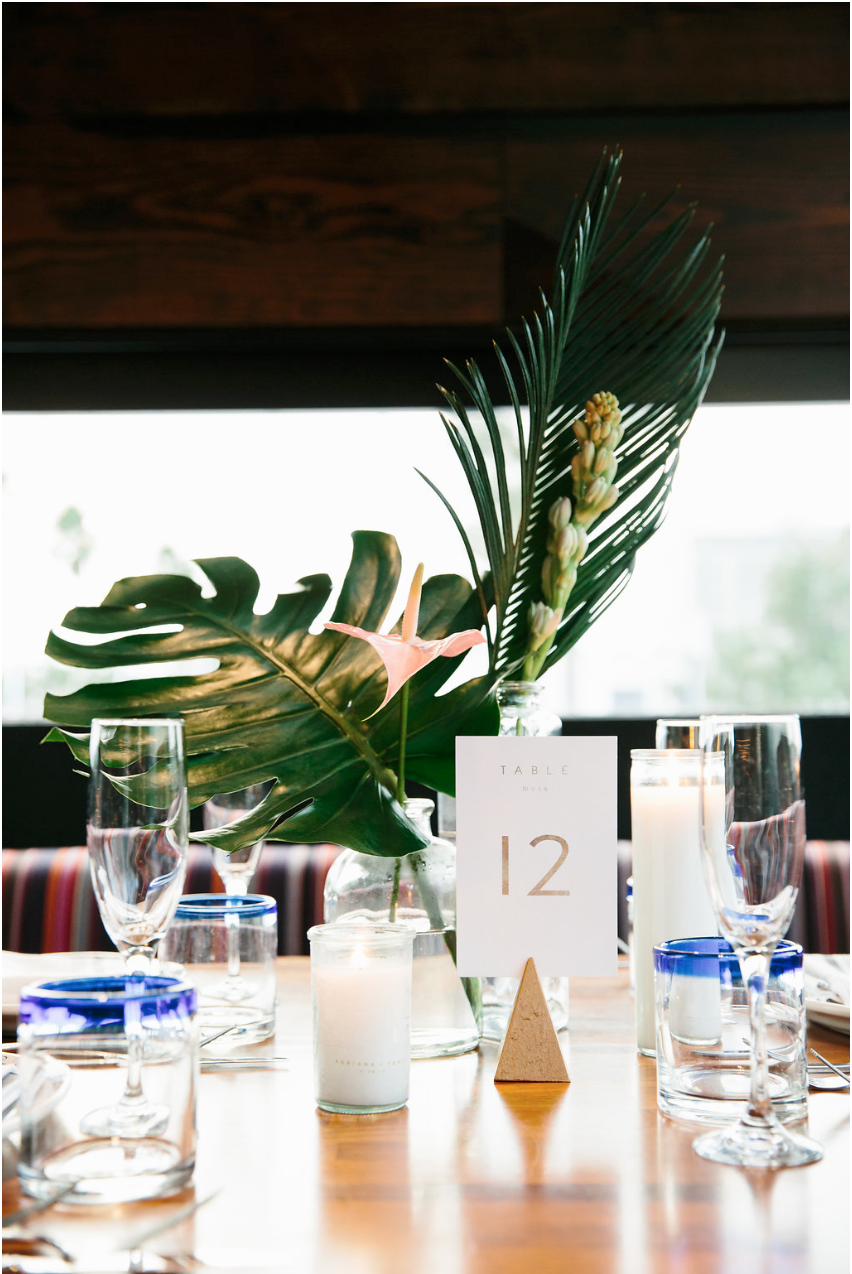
441 680 570 1042
323 798 481 1058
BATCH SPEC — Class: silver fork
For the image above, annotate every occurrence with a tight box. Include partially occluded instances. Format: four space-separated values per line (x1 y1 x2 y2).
2 1025 238 1067
809 1047 850 1086
3 1182 79 1227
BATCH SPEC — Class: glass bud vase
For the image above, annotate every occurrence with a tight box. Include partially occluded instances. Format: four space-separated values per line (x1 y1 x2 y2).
477 680 569 1041
496 680 563 738
323 798 481 1058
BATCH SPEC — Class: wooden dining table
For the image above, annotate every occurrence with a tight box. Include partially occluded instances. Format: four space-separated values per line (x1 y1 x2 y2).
3 956 849 1274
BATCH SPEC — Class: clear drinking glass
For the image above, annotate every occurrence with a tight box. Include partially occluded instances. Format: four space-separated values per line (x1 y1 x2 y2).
85 718 188 1136
160 894 278 1043
17 975 197 1204
696 715 821 1167
654 937 808 1126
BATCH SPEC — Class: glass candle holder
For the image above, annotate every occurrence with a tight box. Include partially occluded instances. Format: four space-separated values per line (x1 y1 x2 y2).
655 719 702 749
654 938 807 1126
160 894 278 1045
308 923 415 1115
630 750 718 1056
17 975 197 1205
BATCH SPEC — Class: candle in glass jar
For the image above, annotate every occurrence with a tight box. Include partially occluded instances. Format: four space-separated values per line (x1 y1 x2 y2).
630 751 718 1056
308 924 414 1113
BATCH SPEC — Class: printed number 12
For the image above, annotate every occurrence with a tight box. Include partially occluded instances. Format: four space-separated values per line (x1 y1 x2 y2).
502 834 571 896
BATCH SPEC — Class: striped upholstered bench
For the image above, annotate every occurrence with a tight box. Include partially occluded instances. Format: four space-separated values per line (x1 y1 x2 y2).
2 843 341 956
3 841 849 957
613 840 850 955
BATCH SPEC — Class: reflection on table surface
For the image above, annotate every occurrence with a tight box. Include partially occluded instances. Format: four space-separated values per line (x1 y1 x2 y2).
3 957 849 1274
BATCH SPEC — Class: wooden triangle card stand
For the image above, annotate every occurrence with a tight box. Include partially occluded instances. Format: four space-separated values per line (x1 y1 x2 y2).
494 957 570 1084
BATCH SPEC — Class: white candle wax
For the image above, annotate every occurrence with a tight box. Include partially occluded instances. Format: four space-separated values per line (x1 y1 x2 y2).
313 959 411 1110
632 782 718 1055
667 966 722 1044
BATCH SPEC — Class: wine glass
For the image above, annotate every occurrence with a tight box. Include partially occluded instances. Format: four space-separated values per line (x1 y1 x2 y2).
202 782 271 1000
203 783 271 896
83 717 188 1136
696 715 822 1168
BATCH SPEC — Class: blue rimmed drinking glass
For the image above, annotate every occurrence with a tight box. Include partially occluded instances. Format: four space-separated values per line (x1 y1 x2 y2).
160 894 278 1043
17 975 197 1205
654 937 807 1127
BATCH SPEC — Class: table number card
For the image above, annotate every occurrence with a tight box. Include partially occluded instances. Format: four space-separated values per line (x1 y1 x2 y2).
455 735 618 978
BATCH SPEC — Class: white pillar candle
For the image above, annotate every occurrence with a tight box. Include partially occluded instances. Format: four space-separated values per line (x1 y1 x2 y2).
631 752 718 1056
309 924 414 1113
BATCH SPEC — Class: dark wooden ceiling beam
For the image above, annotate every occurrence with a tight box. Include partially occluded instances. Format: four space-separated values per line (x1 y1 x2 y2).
4 110 846 328
3 124 502 327
4 2 848 118
3 3 848 335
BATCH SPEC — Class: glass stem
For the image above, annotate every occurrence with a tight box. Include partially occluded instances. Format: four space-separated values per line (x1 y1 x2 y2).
122 998 147 1109
124 945 157 976
225 879 247 979
739 949 775 1126
225 909 241 980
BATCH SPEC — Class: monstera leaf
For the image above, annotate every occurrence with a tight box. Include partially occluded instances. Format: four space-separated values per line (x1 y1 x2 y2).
44 533 497 857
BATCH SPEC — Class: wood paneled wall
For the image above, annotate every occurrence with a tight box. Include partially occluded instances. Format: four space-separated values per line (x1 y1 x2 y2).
3 2 849 333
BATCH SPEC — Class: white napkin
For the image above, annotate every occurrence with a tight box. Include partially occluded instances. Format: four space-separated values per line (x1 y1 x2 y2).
803 953 850 1006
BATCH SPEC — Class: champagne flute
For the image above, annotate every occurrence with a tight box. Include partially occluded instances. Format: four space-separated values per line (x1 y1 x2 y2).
203 783 271 896
696 715 821 1168
202 783 271 1000
83 718 188 1136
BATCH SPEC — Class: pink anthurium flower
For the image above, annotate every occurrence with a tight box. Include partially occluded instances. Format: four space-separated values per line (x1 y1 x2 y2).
325 563 485 712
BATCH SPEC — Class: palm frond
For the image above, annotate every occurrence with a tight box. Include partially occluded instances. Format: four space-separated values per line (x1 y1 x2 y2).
421 147 723 681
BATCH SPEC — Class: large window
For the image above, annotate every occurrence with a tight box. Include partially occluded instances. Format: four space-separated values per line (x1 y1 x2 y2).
3 402 848 722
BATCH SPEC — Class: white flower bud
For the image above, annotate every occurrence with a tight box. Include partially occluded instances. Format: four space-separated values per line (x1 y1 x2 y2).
548 496 572 532
584 476 605 505
594 448 610 475
572 417 589 441
528 601 561 650
553 525 578 558
583 440 595 469
598 485 619 512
